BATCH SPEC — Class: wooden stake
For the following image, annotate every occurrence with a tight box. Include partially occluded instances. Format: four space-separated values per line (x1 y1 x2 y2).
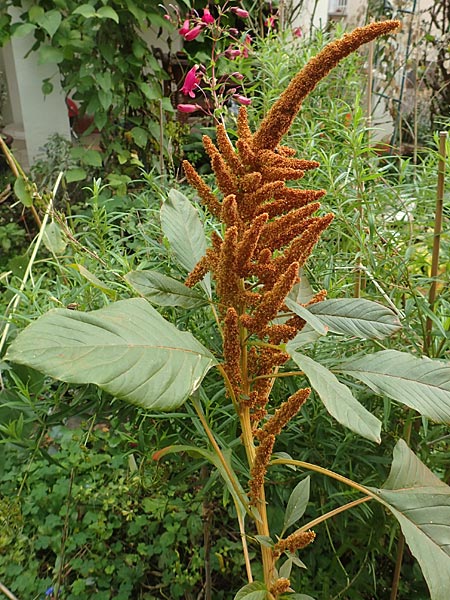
425 131 447 353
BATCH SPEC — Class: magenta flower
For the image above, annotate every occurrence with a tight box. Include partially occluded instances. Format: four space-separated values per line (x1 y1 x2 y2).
230 7 249 18
181 65 202 98
177 103 201 113
179 19 191 36
230 71 244 81
233 94 251 106
293 26 302 37
225 47 242 60
184 24 203 41
202 7 214 24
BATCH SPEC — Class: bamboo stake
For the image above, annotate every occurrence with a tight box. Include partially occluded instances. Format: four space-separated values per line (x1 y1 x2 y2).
425 131 447 353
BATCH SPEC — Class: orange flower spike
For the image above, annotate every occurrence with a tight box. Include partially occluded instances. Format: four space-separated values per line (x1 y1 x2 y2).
252 20 401 151
276 145 297 157
257 149 319 172
257 203 321 251
239 171 263 194
185 249 217 288
216 123 245 175
203 135 238 195
270 579 291 596
249 434 275 504
237 213 269 275
242 262 299 334
223 307 242 394
183 160 222 217
237 106 253 144
258 388 310 440
221 194 241 229
273 530 316 557
263 166 306 183
255 188 326 219
216 226 240 307
236 138 257 168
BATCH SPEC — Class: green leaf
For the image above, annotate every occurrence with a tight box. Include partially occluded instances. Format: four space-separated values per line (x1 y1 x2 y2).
69 264 114 296
254 535 274 548
98 89 113 111
308 298 401 339
282 476 310 535
5 298 217 411
41 79 54 95
160 189 211 297
368 440 450 600
65 168 87 183
38 45 64 64
291 353 381 443
285 297 328 336
96 6 119 23
43 222 67 255
125 270 207 308
287 595 316 600
36 10 62 37
73 5 97 19
81 149 103 167
339 350 450 423
12 23 36 38
234 581 268 600
285 325 323 351
139 81 161 101
130 127 148 149
28 6 45 23
13 177 33 207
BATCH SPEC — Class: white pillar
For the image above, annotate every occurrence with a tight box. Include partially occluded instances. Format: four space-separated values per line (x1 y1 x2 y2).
2 21 70 166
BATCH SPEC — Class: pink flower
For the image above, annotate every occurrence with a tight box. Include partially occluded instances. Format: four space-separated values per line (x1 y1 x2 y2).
225 46 242 59
181 65 202 98
177 103 201 113
265 15 277 28
230 7 249 18
241 34 252 58
184 24 203 41
233 94 251 106
202 7 214 24
230 71 244 80
179 19 191 36
293 26 302 37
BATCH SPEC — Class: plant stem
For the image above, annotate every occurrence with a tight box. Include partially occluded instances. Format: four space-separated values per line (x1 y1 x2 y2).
270 457 377 498
0 582 19 600
297 496 372 533
249 370 305 383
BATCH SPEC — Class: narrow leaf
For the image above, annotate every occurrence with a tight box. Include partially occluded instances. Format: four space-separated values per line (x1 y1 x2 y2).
125 270 207 308
282 476 310 535
291 353 381 443
286 324 323 351
6 298 216 411
368 440 450 600
160 189 211 297
339 350 450 423
308 298 401 339
69 264 114 296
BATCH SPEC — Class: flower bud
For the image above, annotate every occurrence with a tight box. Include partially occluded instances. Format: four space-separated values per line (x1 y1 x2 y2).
202 7 215 24
233 94 251 106
231 7 249 18
177 103 201 113
184 24 203 41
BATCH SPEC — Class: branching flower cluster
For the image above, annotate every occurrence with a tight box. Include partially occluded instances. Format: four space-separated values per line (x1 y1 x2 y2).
182 19 401 595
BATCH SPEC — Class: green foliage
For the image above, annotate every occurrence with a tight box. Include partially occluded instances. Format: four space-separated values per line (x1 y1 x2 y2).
0 0 178 173
0 423 245 598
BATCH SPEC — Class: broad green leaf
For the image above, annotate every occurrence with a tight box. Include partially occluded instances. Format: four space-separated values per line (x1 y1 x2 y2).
28 6 45 22
69 264 114 297
73 4 96 18
98 89 113 111
282 476 310 536
130 126 148 149
5 298 216 411
254 535 274 548
308 298 401 339
234 581 268 600
13 177 33 207
81 149 103 167
285 324 323 351
36 10 62 37
38 45 64 64
288 595 316 600
160 189 211 297
125 270 207 308
285 297 328 336
288 268 314 304
43 222 67 255
96 6 120 23
339 349 450 423
291 353 381 443
66 168 87 183
12 23 36 37
368 440 450 600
